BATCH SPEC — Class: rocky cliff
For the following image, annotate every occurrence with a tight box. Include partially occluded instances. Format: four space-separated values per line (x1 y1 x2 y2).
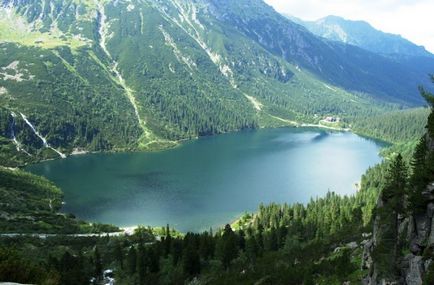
363 104 434 285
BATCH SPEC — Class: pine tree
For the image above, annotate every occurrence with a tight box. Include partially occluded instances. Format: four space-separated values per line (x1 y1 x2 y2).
171 239 183 266
245 235 259 264
373 153 408 279
94 247 102 281
148 246 160 273
127 246 137 275
381 153 407 214
199 231 214 260
409 136 429 212
182 241 201 277
216 224 238 269
238 229 246 251
137 241 146 285
164 224 172 257
113 240 124 269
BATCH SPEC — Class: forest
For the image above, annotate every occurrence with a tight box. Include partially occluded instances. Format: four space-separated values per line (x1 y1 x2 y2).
0 85 433 284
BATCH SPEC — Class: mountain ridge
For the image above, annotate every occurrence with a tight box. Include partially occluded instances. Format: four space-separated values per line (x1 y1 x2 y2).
0 0 430 166
288 14 433 58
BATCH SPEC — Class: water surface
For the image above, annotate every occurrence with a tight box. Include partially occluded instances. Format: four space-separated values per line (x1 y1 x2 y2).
27 128 383 232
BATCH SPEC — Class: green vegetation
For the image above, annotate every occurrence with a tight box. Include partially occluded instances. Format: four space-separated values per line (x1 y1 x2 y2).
0 167 118 234
2 86 432 283
351 107 429 143
0 0 433 283
0 125 416 284
364 79 434 281
0 0 416 166
0 8 88 49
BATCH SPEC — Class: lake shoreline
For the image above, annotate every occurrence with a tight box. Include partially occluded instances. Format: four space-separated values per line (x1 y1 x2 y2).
26 128 384 233
23 122 374 169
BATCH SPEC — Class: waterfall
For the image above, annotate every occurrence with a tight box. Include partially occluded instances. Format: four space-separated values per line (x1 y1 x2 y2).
20 112 66 158
9 112 32 156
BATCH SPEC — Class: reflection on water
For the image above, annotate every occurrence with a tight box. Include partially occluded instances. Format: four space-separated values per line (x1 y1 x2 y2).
27 127 384 232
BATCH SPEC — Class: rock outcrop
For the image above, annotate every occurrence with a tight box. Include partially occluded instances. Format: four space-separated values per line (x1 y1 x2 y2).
363 126 434 285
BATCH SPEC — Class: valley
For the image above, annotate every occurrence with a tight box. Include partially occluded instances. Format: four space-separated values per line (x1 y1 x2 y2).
1 0 429 167
0 0 434 284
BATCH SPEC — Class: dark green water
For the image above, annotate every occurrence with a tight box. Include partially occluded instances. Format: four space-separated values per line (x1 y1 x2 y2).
26 128 384 232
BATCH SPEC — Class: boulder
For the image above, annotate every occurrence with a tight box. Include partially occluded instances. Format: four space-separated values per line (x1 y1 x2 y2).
346 241 358 249
427 203 434 218
428 216 434 247
362 240 373 270
414 214 429 246
403 254 424 285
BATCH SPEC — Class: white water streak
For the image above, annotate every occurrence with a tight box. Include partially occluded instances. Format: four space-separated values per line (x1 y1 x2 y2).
10 112 32 156
153 0 234 83
95 1 150 138
20 113 66 158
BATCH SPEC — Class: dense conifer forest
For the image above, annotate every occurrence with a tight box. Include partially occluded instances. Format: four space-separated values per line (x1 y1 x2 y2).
1 84 433 284
1 0 434 284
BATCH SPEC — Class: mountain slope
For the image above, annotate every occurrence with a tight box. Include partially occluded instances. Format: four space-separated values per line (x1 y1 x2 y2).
0 0 394 165
290 15 432 58
209 0 433 105
0 0 430 165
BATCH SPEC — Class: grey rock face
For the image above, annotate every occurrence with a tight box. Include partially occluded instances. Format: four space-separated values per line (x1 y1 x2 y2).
363 193 434 284
403 254 424 285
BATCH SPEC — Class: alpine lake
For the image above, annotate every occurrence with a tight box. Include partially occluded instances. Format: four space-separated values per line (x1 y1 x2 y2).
26 127 384 232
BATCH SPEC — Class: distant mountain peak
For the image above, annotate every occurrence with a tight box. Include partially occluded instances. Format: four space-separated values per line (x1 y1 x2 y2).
291 14 432 58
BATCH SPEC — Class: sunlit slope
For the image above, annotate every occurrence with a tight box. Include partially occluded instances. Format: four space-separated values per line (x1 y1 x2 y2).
0 0 395 165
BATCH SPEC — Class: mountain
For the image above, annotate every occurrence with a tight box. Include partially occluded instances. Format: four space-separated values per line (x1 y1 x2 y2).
210 0 434 102
289 15 433 58
0 0 431 165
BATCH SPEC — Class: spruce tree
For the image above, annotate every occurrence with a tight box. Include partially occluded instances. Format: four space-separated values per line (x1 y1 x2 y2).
171 239 183 266
137 241 146 285
182 242 201 277
94 247 102 281
127 246 137 275
381 153 407 214
245 235 259 264
113 240 124 270
409 137 429 212
216 224 238 269
409 79 434 213
148 246 160 273
163 224 172 257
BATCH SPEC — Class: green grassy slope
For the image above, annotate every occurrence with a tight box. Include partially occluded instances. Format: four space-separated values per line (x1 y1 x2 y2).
0 0 400 166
